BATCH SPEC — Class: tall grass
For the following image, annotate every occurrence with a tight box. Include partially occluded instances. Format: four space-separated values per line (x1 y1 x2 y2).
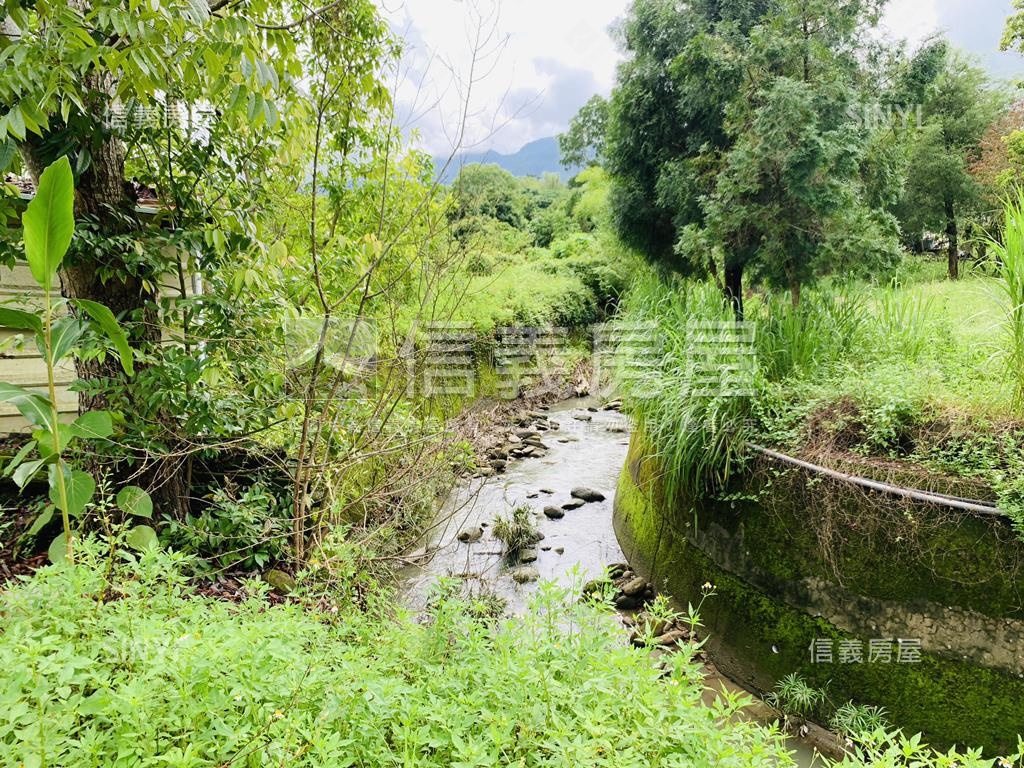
990 189 1024 410
876 283 936 361
615 276 755 501
755 287 868 380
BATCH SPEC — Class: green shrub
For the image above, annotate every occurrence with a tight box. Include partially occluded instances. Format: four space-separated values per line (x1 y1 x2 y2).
0 545 797 767
161 480 291 572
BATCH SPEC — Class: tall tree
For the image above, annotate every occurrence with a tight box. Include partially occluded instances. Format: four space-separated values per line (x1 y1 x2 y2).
0 0 391 510
676 0 899 308
595 0 776 318
558 95 609 169
896 50 1004 279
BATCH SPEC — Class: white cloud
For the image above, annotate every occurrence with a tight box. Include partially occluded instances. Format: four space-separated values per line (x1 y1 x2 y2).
879 0 941 50
384 0 1021 157
384 0 627 155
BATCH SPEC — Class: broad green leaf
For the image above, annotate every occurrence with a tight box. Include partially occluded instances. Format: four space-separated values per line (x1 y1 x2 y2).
183 0 210 23
22 156 75 288
72 411 114 440
7 105 25 141
47 531 73 564
3 439 36 476
33 424 76 458
12 459 44 489
48 465 95 517
26 503 55 536
0 137 15 173
72 299 134 375
0 307 43 335
125 524 159 551
47 315 85 365
0 382 53 431
116 485 153 519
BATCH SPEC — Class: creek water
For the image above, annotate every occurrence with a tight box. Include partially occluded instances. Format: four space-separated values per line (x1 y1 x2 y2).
400 398 821 766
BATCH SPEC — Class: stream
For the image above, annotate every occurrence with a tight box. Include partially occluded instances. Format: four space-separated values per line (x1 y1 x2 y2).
400 398 821 766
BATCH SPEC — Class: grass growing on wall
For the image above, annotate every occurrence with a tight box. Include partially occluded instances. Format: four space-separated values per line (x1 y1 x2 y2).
614 262 1024 503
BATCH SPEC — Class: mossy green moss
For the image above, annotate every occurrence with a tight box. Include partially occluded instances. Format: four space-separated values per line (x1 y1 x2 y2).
615 441 1024 753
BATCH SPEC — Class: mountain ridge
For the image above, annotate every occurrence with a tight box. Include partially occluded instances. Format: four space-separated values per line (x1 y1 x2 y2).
433 136 582 183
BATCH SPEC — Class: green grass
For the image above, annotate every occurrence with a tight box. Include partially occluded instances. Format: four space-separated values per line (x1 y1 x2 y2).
989 189 1024 408
615 262 1024 500
615 274 755 501
491 503 542 554
0 542 797 767
427 232 641 335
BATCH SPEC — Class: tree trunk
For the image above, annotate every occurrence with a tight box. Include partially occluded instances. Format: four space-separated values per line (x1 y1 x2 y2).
945 196 959 281
21 110 186 519
724 263 744 321
791 279 801 308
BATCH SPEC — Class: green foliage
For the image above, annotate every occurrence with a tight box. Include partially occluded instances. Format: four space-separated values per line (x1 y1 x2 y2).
1 159 150 561
830 702 891 739
755 289 869 380
615 275 755 500
835 731 1019 768
989 189 1024 408
0 547 797 767
1003 0 1024 53
765 673 827 719
161 480 291 572
451 164 530 230
491 504 541 555
436 164 643 336
619 262 1024 504
895 48 1004 268
558 94 608 168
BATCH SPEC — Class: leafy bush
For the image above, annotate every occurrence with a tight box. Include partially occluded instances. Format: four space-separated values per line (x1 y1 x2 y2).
161 480 291 571
0 546 798 767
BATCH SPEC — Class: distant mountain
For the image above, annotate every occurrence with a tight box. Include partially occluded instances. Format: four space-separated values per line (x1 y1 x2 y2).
433 137 583 184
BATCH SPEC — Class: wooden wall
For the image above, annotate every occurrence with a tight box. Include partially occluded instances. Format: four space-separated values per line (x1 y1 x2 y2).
1 263 76 434
1 259 194 434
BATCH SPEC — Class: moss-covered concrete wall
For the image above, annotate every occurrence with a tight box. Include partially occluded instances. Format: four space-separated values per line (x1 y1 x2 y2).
614 437 1024 753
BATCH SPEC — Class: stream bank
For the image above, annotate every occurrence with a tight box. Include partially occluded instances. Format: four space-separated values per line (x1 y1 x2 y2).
400 398 824 766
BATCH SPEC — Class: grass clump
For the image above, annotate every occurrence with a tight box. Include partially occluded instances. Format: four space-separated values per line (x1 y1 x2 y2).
0 541 797 767
491 503 541 555
615 274 757 500
990 188 1024 408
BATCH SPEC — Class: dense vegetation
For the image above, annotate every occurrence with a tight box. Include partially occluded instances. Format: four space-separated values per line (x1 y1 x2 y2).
1 543 799 767
572 0 1024 522
0 0 1023 763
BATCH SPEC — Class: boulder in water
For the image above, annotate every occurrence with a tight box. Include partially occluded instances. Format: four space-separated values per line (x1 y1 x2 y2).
571 487 605 503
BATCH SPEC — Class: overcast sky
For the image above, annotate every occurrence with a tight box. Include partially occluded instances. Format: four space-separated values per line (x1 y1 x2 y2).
381 0 1024 156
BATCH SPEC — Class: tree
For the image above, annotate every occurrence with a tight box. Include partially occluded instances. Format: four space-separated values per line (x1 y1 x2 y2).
670 0 900 310
971 102 1024 201
558 95 608 169
896 50 1004 279
595 0 898 312
1002 0 1024 53
0 0 391 511
450 163 530 230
